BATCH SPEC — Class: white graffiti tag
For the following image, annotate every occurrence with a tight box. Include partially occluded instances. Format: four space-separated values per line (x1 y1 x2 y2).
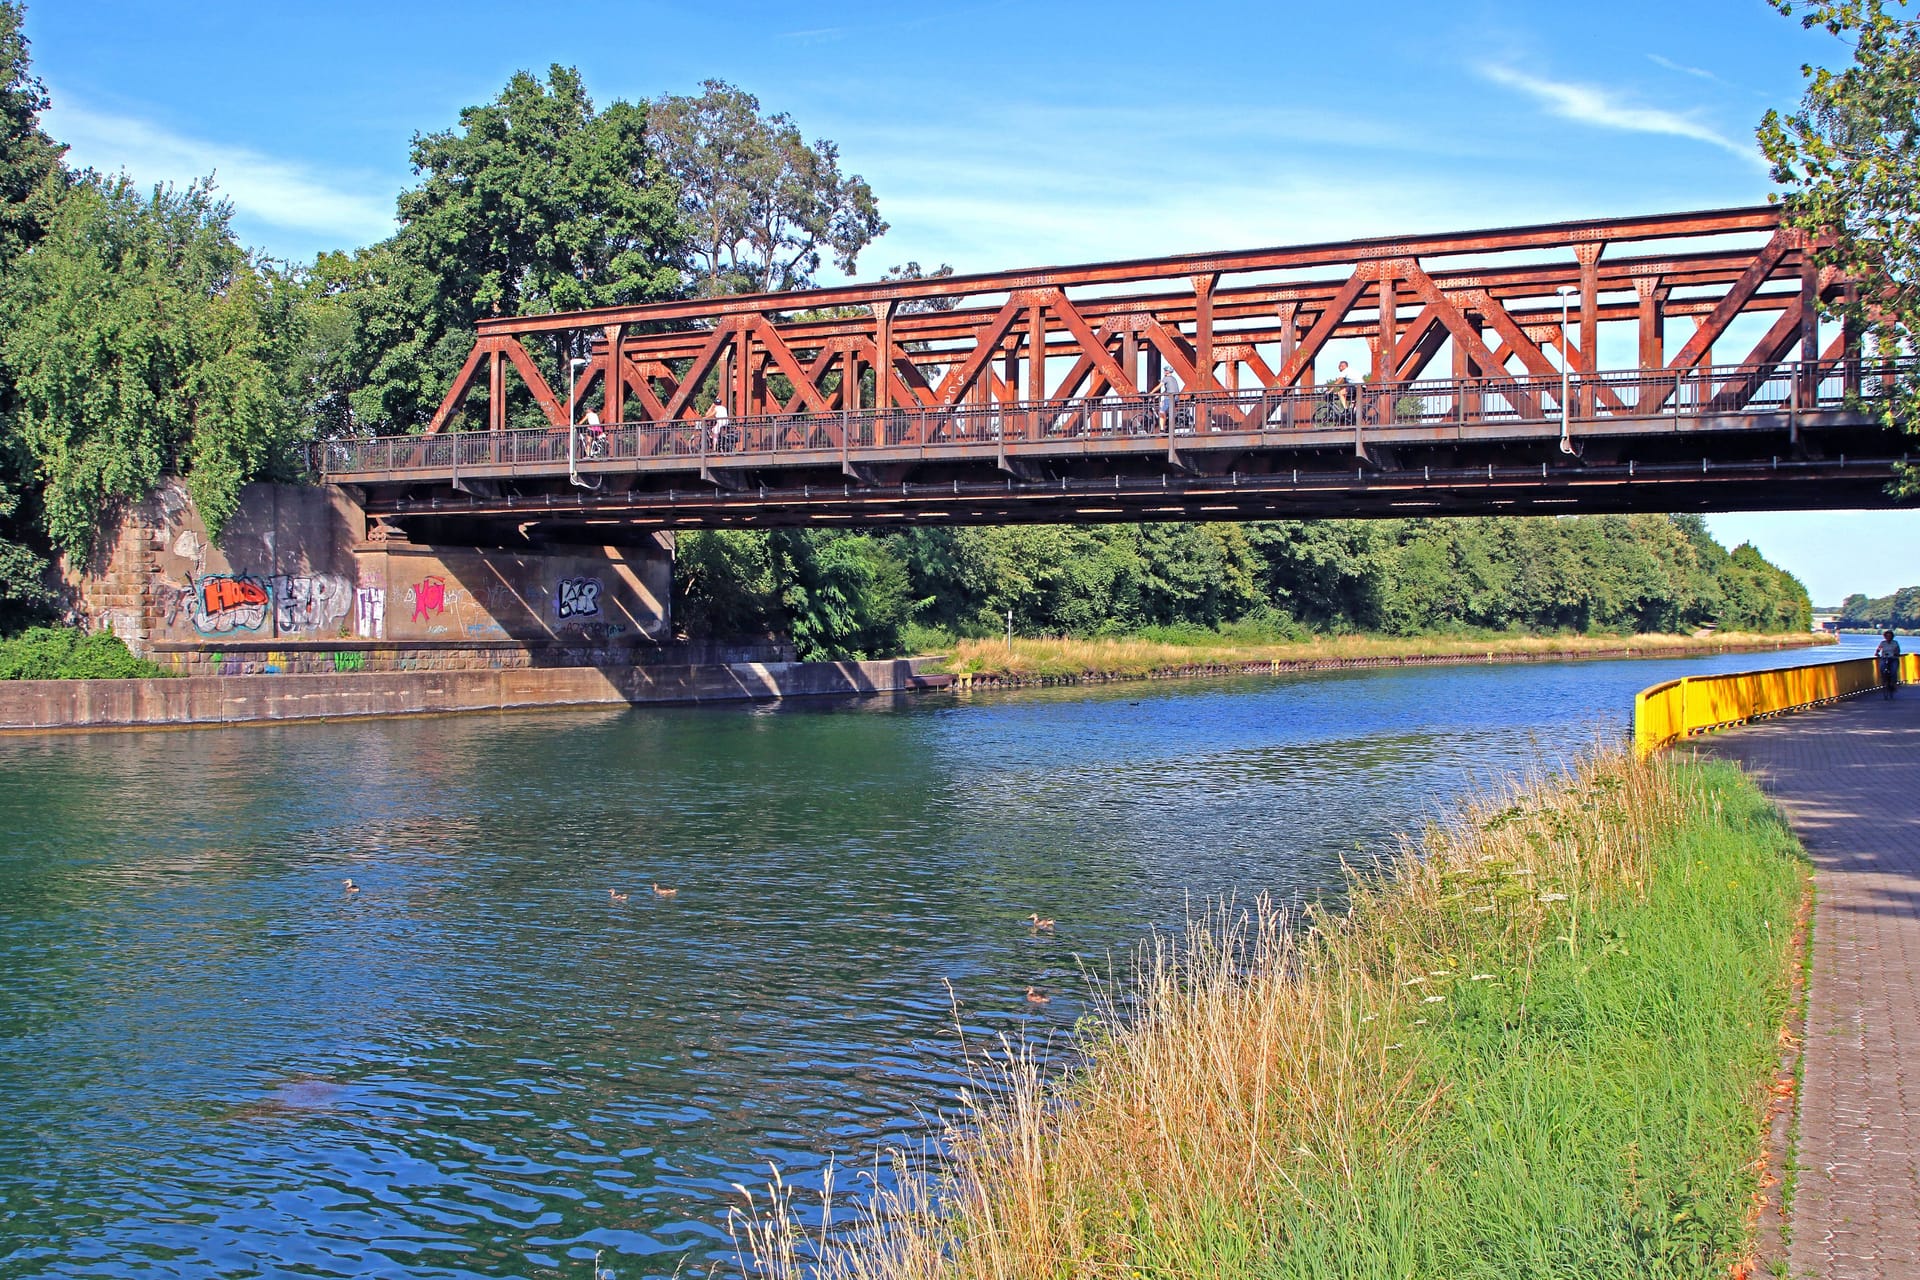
554 577 602 620
354 587 387 639
271 573 352 634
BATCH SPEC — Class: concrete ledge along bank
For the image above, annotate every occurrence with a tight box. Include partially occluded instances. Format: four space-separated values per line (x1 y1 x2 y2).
0 659 953 732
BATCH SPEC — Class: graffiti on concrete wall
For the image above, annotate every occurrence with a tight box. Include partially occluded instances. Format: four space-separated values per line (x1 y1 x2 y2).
407 576 448 623
355 587 386 639
332 651 365 672
188 574 270 635
554 577 602 620
271 573 352 635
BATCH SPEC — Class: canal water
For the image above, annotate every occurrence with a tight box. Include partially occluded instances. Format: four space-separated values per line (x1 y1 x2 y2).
0 637 1873 1278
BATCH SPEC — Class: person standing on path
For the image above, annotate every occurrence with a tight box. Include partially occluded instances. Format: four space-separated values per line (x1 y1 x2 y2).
1876 629 1902 699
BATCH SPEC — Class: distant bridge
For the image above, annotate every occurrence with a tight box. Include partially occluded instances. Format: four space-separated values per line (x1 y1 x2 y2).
314 205 1911 543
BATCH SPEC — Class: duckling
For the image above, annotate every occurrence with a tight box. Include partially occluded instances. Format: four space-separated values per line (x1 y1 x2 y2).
1025 913 1055 932
651 883 679 898
609 889 630 904
342 878 359 894
1025 986 1051 1005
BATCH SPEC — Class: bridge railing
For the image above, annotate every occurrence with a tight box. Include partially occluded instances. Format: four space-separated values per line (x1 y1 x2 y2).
1633 651 1920 756
309 356 1908 481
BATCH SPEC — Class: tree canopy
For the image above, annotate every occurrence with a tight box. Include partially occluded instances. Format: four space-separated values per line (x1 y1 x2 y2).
320 66 687 435
676 515 1814 661
1761 0 1920 446
650 80 886 295
0 176 305 557
0 0 58 627
1838 583 1920 629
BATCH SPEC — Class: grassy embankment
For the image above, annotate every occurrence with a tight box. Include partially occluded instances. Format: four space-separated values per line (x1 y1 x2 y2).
733 749 1808 1278
931 629 1830 682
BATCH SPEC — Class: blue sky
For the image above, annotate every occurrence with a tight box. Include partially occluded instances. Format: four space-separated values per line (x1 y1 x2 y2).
20 0 1915 605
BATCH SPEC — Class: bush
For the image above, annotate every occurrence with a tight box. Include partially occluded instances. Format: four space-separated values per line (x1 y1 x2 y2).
0 626 172 679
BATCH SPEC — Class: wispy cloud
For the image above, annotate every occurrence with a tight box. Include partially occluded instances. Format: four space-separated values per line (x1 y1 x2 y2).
1647 53 1724 84
1477 64 1763 168
45 94 396 251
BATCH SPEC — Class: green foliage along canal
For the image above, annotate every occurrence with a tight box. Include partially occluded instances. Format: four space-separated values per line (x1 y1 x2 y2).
0 641 1859 1278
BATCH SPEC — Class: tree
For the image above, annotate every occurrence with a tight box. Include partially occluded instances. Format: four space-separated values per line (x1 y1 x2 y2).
0 1 60 272
0 0 61 627
651 80 886 295
321 66 686 435
1760 0 1920 449
0 176 306 556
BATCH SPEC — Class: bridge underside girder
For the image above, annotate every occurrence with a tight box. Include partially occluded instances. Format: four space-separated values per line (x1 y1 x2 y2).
361 405 1909 546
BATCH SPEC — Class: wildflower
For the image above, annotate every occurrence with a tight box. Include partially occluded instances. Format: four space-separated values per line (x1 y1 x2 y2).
1423 995 1445 1004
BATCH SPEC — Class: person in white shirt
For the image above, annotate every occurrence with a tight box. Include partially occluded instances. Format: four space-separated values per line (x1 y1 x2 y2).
1876 629 1902 699
1333 359 1367 417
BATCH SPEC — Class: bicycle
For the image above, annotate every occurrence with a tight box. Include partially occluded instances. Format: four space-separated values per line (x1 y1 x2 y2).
1311 386 1359 426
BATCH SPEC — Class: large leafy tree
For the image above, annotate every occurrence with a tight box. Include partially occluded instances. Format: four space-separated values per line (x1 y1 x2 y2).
330 66 686 435
0 176 305 556
1760 0 1920 444
0 1 65 626
651 80 886 296
0 0 59 269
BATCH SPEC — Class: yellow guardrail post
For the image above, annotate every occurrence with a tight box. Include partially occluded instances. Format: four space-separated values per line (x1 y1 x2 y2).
1633 652 1905 756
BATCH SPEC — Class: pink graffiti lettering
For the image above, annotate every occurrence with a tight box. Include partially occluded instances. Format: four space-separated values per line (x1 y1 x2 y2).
410 575 447 622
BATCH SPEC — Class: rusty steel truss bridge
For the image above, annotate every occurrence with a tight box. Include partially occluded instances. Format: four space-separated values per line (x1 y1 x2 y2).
314 205 1912 544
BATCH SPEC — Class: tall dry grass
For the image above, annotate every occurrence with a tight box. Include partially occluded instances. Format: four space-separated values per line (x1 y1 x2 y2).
938 630 1826 681
726 748 1793 1277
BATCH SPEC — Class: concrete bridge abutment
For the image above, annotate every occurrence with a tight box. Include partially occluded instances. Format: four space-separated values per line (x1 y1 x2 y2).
62 479 687 675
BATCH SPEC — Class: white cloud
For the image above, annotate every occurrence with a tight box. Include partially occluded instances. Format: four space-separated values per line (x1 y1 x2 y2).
1477 64 1764 168
44 94 396 251
1647 53 1725 84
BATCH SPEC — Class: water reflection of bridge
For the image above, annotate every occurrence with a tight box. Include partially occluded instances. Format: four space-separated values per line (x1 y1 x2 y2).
314 205 1911 541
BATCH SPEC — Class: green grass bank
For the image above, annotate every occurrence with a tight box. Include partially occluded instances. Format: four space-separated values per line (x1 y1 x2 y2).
733 751 1808 1279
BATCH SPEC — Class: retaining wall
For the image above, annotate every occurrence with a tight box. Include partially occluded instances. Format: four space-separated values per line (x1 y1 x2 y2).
63 478 674 663
0 659 949 732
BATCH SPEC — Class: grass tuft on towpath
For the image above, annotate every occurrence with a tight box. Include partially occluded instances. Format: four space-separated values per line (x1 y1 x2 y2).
730 749 1808 1279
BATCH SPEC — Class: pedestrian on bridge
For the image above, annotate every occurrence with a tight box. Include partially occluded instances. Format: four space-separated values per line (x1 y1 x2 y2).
1155 372 1180 430
1877 630 1902 699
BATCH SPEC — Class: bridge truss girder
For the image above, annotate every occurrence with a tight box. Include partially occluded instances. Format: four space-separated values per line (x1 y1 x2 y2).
421 205 1840 445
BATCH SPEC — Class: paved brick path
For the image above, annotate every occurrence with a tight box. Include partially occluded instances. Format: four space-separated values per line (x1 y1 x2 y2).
1699 693 1920 1278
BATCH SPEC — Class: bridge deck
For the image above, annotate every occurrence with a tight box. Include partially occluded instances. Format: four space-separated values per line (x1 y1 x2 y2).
1698 694 1920 1279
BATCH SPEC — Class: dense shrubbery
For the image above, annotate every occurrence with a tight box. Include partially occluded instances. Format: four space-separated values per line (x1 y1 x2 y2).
0 625 169 679
676 513 1813 660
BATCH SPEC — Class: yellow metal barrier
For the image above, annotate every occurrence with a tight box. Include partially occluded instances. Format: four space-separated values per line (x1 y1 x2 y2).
1634 651 1920 756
